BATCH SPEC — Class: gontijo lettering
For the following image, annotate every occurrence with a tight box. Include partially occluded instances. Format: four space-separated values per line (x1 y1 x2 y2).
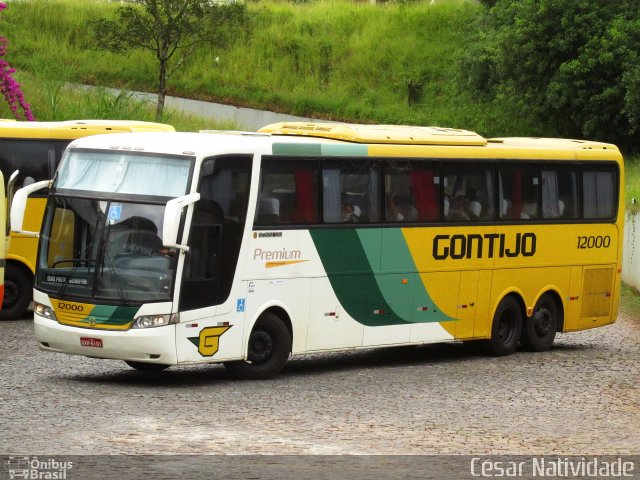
433 232 536 260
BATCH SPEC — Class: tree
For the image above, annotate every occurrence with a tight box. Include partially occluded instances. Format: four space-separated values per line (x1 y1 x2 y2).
463 0 640 152
91 0 247 120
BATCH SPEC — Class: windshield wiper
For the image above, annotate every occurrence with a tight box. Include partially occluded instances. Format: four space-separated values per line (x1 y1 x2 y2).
56 244 95 299
96 221 130 307
56 212 102 299
100 250 130 307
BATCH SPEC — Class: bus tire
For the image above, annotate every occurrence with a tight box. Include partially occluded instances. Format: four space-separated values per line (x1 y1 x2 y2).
0 264 33 320
485 296 522 356
125 361 170 372
521 294 558 352
224 312 291 380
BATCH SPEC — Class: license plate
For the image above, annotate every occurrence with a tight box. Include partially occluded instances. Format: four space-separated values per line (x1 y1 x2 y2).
80 337 103 348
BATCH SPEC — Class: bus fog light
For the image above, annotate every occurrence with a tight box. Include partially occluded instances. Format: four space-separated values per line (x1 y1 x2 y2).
132 313 179 329
34 302 57 321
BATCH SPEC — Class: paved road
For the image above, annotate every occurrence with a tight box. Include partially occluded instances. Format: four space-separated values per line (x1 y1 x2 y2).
1 311 638 456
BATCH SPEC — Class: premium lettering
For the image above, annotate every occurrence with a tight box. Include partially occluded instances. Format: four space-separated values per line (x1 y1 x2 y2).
433 233 536 260
253 248 301 261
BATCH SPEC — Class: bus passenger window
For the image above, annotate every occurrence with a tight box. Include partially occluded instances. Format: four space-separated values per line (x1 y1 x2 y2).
0 139 56 195
322 161 379 223
542 166 578 219
257 159 318 225
384 162 438 223
498 166 539 220
444 165 494 222
583 167 616 219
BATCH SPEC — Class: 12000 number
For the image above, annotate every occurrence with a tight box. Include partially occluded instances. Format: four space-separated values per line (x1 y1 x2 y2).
577 235 611 249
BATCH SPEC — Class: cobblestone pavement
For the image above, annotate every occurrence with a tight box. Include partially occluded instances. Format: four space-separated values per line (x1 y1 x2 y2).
1 311 638 455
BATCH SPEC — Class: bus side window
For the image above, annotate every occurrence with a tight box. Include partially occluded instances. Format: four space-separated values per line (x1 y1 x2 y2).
498 165 538 220
542 167 579 219
445 165 494 222
256 159 318 225
0 140 56 196
322 160 379 223
384 161 440 223
583 166 616 219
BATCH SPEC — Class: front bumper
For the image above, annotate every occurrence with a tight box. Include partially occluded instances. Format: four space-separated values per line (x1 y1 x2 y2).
34 313 178 365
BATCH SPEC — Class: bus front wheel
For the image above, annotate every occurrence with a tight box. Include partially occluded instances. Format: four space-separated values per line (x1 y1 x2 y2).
224 312 291 380
520 294 558 352
486 296 523 356
0 264 33 320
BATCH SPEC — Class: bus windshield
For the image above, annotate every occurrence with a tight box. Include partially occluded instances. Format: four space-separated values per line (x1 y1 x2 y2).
36 196 176 304
55 149 192 198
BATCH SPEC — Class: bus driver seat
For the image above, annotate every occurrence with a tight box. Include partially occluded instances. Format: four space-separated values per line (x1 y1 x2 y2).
257 197 280 224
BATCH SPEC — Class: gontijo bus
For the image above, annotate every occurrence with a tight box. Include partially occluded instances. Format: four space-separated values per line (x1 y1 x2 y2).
0 119 175 319
10 123 623 379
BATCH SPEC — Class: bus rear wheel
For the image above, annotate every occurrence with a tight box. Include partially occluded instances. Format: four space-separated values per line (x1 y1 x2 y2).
521 294 558 352
125 361 170 372
486 296 522 356
0 264 32 320
224 312 291 380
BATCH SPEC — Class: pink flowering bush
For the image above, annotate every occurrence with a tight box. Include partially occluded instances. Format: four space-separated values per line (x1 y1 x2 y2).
0 2 35 120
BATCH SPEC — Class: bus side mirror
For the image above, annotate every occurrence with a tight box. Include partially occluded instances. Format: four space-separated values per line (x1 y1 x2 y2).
162 192 200 252
6 170 20 235
10 180 50 236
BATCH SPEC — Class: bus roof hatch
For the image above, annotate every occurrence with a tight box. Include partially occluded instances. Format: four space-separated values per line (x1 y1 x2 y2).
259 122 487 146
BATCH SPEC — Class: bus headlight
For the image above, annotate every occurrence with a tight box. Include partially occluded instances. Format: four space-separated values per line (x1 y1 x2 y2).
34 302 57 321
132 313 179 329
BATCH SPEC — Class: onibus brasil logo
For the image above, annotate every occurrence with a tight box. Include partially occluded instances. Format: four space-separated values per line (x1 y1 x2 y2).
4 456 73 479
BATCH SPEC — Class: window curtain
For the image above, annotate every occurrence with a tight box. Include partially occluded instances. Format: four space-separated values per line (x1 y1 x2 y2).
293 168 316 223
322 168 341 222
57 152 190 197
584 171 614 218
410 169 438 221
541 170 560 218
510 170 523 219
368 166 380 221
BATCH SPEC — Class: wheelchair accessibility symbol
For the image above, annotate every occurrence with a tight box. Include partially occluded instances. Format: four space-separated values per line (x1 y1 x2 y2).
236 298 246 312
108 204 122 222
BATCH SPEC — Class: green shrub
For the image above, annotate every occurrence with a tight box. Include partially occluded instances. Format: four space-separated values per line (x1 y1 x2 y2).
463 0 640 151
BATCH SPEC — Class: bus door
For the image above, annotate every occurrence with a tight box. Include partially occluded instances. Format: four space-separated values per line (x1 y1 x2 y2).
174 156 252 363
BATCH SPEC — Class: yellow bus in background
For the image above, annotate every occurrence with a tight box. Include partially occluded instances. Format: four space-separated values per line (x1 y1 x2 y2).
0 120 175 319
0 170 5 311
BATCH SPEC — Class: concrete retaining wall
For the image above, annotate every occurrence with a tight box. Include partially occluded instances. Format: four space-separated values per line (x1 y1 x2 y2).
623 211 640 289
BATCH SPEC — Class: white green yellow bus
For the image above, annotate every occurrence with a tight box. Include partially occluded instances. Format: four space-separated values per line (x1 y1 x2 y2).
11 122 623 378
0 120 175 319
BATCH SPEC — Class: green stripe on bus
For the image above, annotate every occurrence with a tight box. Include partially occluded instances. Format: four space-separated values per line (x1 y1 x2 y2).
272 143 368 157
89 305 138 325
360 228 453 324
321 144 368 156
310 229 409 326
273 143 322 156
311 228 454 326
